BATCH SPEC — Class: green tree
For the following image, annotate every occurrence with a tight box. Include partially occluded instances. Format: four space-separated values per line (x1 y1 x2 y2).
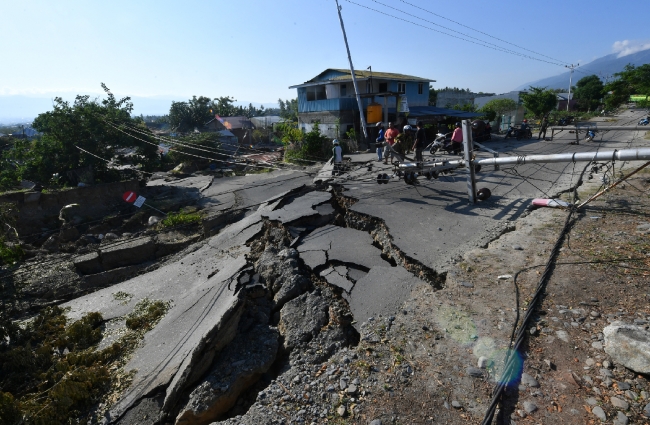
604 64 650 110
169 96 213 132
521 87 557 118
278 98 298 122
480 98 517 127
573 75 604 112
428 85 437 106
25 84 158 185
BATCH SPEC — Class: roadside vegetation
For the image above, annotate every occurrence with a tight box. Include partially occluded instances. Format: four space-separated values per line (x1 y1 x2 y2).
0 299 170 425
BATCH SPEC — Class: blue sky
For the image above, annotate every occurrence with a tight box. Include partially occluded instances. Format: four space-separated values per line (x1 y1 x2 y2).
1 0 648 120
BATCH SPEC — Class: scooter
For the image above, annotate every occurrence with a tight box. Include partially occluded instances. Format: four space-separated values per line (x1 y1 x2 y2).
584 129 597 142
639 117 649 126
427 132 453 155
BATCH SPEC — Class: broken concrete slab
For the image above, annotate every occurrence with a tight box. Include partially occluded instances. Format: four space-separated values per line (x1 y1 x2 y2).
604 322 650 374
321 266 354 293
262 191 332 224
100 236 156 269
73 251 102 274
64 210 268 423
348 266 421 329
297 225 388 271
175 324 279 425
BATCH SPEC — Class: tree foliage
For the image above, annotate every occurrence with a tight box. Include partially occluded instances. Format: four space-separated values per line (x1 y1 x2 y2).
169 96 266 132
573 75 604 111
604 64 650 110
8 84 159 187
278 98 298 122
521 87 557 118
480 98 517 123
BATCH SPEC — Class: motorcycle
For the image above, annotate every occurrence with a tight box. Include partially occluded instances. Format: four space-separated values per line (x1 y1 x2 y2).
427 132 462 156
639 117 649 126
504 126 532 140
584 129 597 142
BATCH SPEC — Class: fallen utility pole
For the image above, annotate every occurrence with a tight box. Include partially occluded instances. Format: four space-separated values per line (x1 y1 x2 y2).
335 0 368 143
473 147 650 167
550 125 649 142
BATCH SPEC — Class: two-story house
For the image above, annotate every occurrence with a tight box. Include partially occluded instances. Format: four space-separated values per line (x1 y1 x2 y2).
289 69 434 139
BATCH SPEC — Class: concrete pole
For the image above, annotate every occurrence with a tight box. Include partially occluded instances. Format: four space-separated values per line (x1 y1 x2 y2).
462 120 477 204
565 63 578 112
335 0 368 142
474 147 650 167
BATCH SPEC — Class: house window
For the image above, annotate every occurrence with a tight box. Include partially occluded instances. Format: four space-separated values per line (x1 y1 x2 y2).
418 83 424 95
378 82 388 93
306 85 327 101
398 82 406 94
340 84 347 97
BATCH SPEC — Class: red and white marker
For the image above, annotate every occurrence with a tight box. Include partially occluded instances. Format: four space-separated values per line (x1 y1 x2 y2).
532 198 570 208
123 191 137 203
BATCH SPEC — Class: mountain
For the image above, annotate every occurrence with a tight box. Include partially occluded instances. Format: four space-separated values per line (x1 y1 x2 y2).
516 48 650 90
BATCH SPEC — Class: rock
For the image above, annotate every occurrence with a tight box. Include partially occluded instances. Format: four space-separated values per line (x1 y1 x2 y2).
478 356 488 369
614 411 629 425
451 400 461 408
59 203 81 223
337 405 346 417
590 311 601 318
521 373 539 388
586 397 598 405
59 225 80 242
103 232 119 241
497 274 512 280
602 360 611 369
278 291 329 351
617 381 631 390
592 341 603 350
41 235 60 252
592 406 607 421
603 322 650 374
610 396 629 410
370 420 382 425
523 401 537 413
585 358 595 366
643 402 650 417
512 245 523 250
467 367 483 378
556 330 570 342
148 216 162 226
339 379 348 390
73 252 103 274
346 384 357 395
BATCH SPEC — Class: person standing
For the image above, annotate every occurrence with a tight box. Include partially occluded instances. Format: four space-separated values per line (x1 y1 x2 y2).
383 122 400 164
450 122 463 155
332 139 343 175
538 115 549 140
412 121 426 164
375 122 385 162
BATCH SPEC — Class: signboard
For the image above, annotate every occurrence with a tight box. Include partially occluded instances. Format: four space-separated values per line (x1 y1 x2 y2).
133 196 146 208
399 96 409 113
123 191 137 203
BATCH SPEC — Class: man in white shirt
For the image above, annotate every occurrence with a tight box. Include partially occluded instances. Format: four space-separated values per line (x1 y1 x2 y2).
332 139 343 175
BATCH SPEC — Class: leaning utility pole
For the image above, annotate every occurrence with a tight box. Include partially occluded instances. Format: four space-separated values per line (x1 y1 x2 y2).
335 0 368 142
565 63 579 111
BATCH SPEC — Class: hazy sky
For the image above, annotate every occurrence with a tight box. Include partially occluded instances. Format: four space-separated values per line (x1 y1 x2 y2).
1 0 649 117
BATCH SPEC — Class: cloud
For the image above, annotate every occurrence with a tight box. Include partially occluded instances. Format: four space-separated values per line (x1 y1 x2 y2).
612 40 650 58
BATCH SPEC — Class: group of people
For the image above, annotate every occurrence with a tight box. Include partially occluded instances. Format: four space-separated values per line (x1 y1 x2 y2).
375 121 429 164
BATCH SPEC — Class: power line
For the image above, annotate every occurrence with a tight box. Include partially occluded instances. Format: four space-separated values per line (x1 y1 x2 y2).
343 0 566 67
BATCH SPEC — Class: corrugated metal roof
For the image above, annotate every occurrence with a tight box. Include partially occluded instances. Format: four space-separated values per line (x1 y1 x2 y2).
290 68 432 88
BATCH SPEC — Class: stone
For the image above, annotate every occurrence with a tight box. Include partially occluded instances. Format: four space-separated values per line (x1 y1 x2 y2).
100 236 156 269
148 216 162 226
603 322 650 374
278 291 329 351
585 358 595 366
478 356 488 369
73 252 103 274
610 396 629 410
556 330 569 342
346 384 357 395
451 400 461 408
337 405 346 417
467 367 483 378
592 341 603 350
512 245 523 250
643 402 650 417
590 311 601 318
599 368 613 378
339 379 348 390
614 411 629 425
59 225 80 242
523 401 537 413
370 420 382 425
521 373 539 388
592 406 606 421
586 397 598 405
617 381 631 390
602 360 611 369
625 390 637 400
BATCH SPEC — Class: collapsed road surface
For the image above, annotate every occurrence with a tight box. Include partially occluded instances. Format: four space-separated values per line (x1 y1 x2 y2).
45 110 650 424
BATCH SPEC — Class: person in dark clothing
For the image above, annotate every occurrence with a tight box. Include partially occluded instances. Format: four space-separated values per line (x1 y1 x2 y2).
413 121 427 163
538 115 549 140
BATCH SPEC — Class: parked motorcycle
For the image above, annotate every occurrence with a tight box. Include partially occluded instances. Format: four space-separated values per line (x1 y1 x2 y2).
584 129 597 142
504 126 532 140
426 132 462 156
639 117 649 126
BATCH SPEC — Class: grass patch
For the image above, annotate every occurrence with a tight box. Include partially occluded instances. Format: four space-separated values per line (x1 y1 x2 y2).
0 242 24 266
158 211 201 228
0 299 171 424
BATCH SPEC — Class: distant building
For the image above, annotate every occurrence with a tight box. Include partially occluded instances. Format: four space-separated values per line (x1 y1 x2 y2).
204 116 254 146
474 91 528 130
555 93 577 111
436 89 477 108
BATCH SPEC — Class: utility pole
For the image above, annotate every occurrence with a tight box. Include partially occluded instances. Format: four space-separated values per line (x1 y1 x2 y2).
565 63 578 111
335 0 368 143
